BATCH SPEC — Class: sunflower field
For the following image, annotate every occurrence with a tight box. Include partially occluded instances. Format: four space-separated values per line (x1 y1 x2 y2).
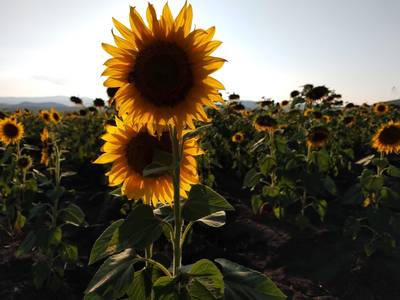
1 2 400 300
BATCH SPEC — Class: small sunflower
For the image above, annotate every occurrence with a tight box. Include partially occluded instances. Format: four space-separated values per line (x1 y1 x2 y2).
0 118 24 145
41 148 50 166
94 98 106 107
342 115 355 127
372 121 400 154
94 119 202 206
259 100 273 108
280 100 290 108
102 2 225 133
307 126 329 148
230 102 245 112
40 110 51 123
373 103 389 115
17 155 33 171
322 115 332 123
254 115 278 132
304 108 314 117
232 132 244 143
50 108 62 124
40 127 50 144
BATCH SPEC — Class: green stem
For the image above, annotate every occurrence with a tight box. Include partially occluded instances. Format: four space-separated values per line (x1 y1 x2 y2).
181 222 193 248
136 256 172 277
170 126 183 278
52 142 62 228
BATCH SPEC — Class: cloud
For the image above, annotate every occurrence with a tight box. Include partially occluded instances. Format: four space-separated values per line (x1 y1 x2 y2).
32 75 67 86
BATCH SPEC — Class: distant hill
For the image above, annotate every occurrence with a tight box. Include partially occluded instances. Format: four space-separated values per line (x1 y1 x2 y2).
0 96 93 108
387 99 400 106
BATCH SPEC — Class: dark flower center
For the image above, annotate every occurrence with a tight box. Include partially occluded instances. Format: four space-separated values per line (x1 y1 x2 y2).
18 157 31 169
53 113 60 121
3 123 19 138
43 113 50 121
126 132 172 175
378 125 400 146
343 116 354 124
377 105 385 112
129 41 193 107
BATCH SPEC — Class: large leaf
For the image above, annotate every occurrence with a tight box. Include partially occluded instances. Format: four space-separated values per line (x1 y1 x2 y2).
89 219 124 265
85 249 137 298
119 204 163 249
153 276 180 300
215 259 286 300
127 269 152 300
182 185 234 222
62 203 85 226
187 259 224 300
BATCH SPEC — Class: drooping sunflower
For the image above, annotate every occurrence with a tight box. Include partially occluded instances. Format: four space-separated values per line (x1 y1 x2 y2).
0 118 24 145
17 155 33 172
373 103 389 115
50 108 62 124
40 110 51 124
259 99 273 108
102 2 225 133
372 121 400 154
254 115 278 132
307 126 329 148
94 118 202 206
232 132 244 143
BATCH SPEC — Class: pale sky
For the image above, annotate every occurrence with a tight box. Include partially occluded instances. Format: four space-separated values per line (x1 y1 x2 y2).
1 0 399 103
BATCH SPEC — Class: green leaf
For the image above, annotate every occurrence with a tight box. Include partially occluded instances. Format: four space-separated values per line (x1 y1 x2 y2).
355 154 375 166
182 184 234 222
243 168 262 189
33 260 51 289
322 176 337 196
259 156 276 176
273 206 284 220
187 259 224 300
198 211 226 228
313 199 328 221
14 211 26 231
62 203 85 226
61 243 78 262
215 259 286 300
85 249 137 297
119 204 163 249
262 186 280 198
183 124 212 141
89 219 124 265
127 269 152 300
387 165 400 178
16 231 37 257
49 226 62 245
153 276 180 300
315 149 330 173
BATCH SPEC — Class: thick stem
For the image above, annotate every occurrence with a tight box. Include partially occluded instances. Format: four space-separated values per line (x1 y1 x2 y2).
170 127 183 278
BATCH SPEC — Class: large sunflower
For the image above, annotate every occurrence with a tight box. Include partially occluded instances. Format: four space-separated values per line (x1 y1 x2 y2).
102 3 225 133
372 121 400 154
0 118 24 145
40 110 51 124
94 118 202 206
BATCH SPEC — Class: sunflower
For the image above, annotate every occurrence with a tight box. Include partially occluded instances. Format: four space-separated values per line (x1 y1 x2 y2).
40 127 49 144
342 115 355 127
229 102 245 112
50 108 62 124
41 148 50 166
17 155 33 171
307 126 329 148
94 119 202 206
254 115 278 132
0 118 24 145
259 100 273 108
304 108 314 117
102 3 225 133
322 115 332 123
280 100 290 108
232 132 244 143
94 98 106 107
373 103 389 115
40 110 51 124
372 121 400 154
